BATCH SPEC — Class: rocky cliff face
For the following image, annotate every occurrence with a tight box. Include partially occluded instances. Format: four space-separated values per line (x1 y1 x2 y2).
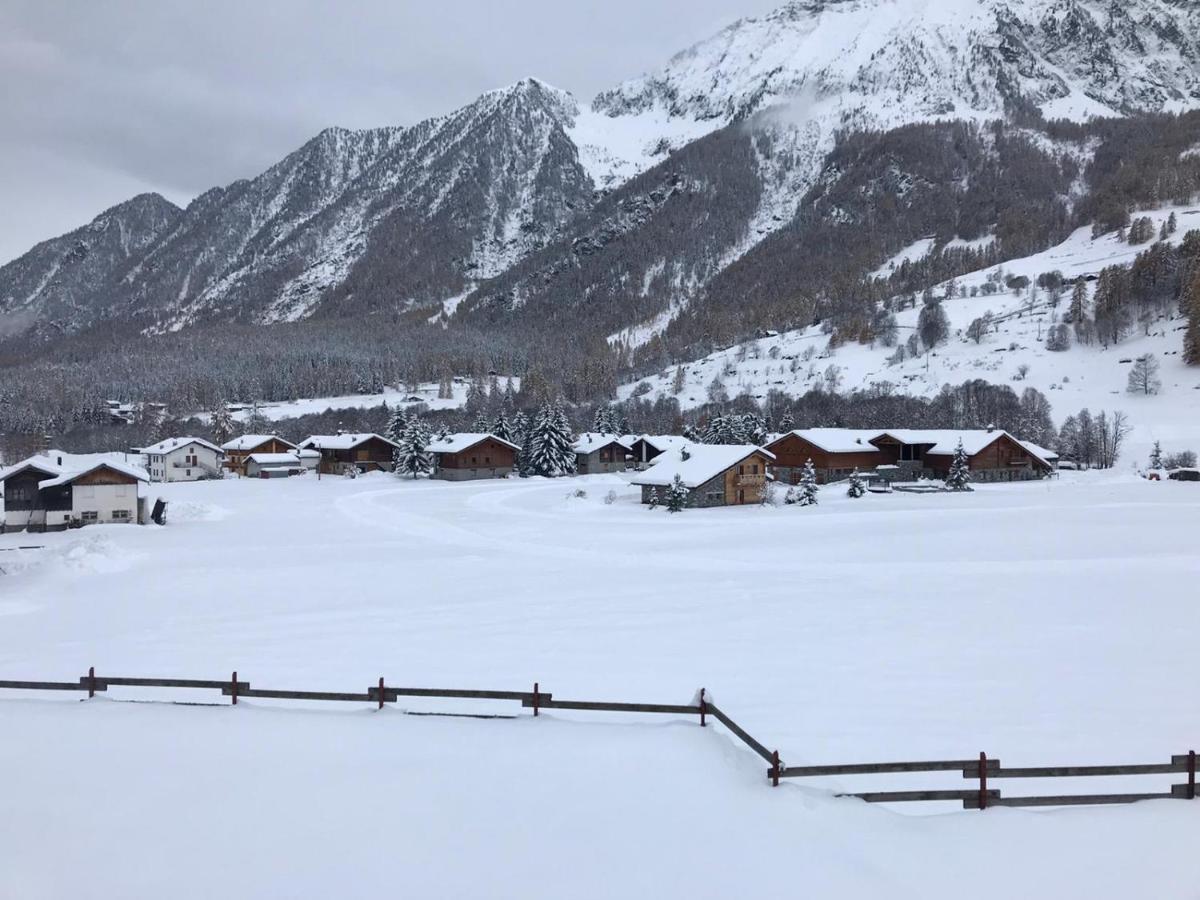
0 193 181 338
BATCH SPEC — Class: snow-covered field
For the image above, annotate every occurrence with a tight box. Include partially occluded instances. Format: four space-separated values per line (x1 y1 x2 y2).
619 206 1200 461
2 470 1198 897
211 374 521 423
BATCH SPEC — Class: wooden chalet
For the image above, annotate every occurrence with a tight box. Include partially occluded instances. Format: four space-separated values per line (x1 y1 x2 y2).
631 444 775 508
298 433 400 475
573 433 631 475
428 433 519 481
221 435 298 476
764 429 883 484
869 430 1052 482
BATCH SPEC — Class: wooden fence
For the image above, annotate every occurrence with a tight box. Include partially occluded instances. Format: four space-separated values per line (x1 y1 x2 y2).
1 672 1195 810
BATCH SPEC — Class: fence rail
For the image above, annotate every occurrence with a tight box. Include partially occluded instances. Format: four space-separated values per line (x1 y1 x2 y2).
1 670 1195 812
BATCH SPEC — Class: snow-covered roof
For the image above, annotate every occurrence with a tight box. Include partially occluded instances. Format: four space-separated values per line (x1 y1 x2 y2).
38 459 149 489
0 457 64 483
246 451 317 465
573 433 632 454
632 444 774 489
299 433 399 451
139 436 223 455
1019 440 1059 462
768 429 884 455
871 430 1014 456
427 433 520 454
221 434 296 452
633 435 691 452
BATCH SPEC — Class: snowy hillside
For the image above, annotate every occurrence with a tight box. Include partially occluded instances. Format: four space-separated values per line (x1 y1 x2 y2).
619 205 1200 462
218 375 522 424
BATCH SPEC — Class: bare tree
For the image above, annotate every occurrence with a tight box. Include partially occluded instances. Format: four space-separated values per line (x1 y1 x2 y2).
1126 354 1162 395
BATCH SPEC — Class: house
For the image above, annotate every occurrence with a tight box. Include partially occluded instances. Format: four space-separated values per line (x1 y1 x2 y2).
221 435 298 476
1 457 148 532
869 430 1052 482
298 433 400 475
244 449 321 478
764 429 883 484
631 444 775 508
1019 440 1060 471
573 433 630 475
628 435 690 468
428 433 519 481
140 437 224 482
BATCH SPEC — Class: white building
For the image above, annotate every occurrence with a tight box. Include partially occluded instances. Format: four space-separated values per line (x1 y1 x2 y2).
140 437 225 482
1 457 149 532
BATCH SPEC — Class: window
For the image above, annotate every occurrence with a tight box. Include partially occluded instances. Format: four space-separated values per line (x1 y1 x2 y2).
738 465 745 475
8 486 28 502
81 511 98 523
471 456 478 464
115 484 130 497
112 510 131 522
751 464 759 475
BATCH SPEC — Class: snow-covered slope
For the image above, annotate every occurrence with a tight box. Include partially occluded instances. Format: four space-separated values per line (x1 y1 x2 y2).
595 0 1200 125
620 204 1200 461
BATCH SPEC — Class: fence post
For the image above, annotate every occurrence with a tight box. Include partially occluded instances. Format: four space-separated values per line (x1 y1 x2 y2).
231 671 238 706
87 666 95 699
978 752 988 810
699 688 706 727
1189 751 1196 801
771 750 780 787
378 677 385 710
533 682 539 717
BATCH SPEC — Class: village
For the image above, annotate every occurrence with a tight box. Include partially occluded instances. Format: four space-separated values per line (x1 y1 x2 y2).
1 414 1082 533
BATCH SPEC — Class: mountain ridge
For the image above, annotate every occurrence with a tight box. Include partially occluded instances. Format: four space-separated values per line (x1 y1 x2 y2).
2 0 1199 361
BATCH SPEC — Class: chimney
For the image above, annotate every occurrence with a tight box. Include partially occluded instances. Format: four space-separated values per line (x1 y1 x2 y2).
986 423 995 433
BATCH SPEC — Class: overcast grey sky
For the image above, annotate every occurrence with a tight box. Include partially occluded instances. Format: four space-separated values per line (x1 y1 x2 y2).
0 0 780 265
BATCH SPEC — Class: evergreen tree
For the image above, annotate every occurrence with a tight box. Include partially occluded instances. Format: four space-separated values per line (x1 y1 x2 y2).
647 487 660 510
1069 280 1091 344
797 459 818 506
528 402 575 477
945 440 973 491
847 469 866 498
210 401 236 446
778 410 796 432
518 422 536 478
665 474 689 513
386 406 410 446
397 420 432 478
1149 440 1164 470
491 409 513 443
682 424 702 443
1184 273 1200 366
472 411 490 433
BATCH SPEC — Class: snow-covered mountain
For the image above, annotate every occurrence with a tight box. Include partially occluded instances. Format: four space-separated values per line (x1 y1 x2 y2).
0 193 181 338
595 0 1200 124
1 0 1199 348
